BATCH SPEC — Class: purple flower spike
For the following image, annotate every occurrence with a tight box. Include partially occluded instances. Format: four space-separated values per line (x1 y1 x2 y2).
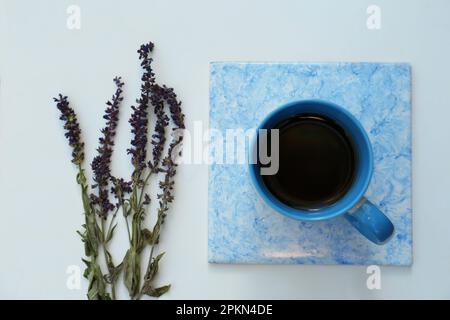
54 94 85 165
127 42 156 178
91 77 125 218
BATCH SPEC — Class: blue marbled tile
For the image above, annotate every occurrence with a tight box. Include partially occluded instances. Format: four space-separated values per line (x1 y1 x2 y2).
208 62 412 266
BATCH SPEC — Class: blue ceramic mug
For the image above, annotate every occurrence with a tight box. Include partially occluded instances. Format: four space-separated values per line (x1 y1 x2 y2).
249 99 394 245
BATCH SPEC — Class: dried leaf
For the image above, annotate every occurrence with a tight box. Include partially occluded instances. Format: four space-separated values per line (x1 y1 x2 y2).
150 223 161 244
87 286 99 300
105 223 117 243
145 252 165 282
143 284 171 297
123 249 141 297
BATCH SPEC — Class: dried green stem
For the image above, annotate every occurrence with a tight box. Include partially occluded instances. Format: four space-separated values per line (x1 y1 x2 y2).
76 164 110 300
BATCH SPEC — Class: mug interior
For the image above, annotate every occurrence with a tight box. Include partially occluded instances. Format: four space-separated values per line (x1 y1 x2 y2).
249 99 373 221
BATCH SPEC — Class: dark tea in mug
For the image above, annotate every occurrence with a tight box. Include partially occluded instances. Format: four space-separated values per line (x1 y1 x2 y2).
261 114 356 210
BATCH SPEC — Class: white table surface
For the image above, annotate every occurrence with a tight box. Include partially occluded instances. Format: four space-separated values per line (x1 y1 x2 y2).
0 0 449 299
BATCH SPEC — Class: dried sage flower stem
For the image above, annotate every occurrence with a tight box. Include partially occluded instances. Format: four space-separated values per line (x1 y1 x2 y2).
89 77 125 299
54 95 110 300
138 84 185 299
122 43 185 300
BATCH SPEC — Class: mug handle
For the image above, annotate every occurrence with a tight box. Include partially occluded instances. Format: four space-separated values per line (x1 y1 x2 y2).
344 197 394 245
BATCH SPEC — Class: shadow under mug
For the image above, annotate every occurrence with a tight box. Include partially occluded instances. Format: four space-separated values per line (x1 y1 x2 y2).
248 99 394 245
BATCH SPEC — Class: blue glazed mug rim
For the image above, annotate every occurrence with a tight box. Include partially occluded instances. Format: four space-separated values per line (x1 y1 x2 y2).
248 99 374 221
